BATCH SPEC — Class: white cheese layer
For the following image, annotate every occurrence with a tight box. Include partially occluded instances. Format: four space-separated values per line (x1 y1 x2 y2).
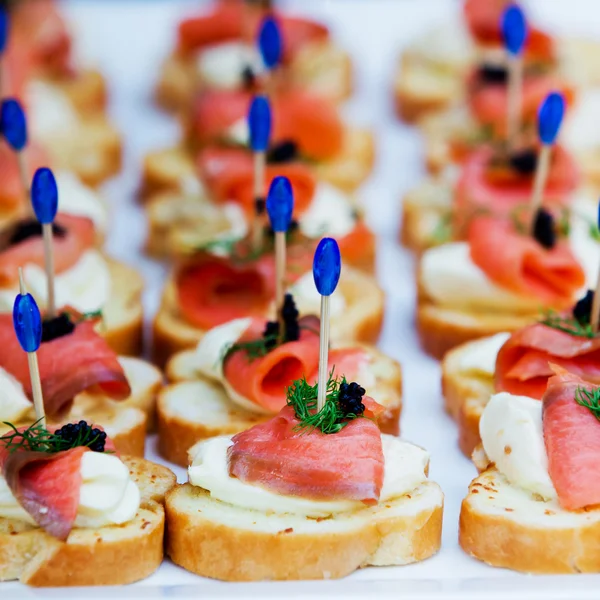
480 392 557 500
196 41 265 89
409 17 473 68
26 80 80 140
55 170 107 232
0 250 111 314
299 183 357 239
287 271 346 318
563 89 600 151
226 117 249 146
0 452 140 528
420 242 543 312
0 368 32 423
456 332 511 377
188 434 429 517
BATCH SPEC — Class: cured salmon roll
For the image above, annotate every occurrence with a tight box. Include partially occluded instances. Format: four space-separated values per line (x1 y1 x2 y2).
166 374 442 580
460 368 600 573
152 259 384 368
156 0 353 113
144 146 375 271
158 312 402 466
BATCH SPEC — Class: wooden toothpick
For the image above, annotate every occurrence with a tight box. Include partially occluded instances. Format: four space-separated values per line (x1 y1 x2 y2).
41 223 56 318
252 150 266 251
506 54 523 150
316 295 330 412
274 229 286 327
529 144 552 216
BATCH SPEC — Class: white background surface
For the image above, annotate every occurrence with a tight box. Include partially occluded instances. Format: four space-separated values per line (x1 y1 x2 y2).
6 1 600 598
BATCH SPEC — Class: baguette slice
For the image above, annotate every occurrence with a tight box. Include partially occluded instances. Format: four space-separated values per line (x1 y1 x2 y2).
152 265 384 368
157 344 402 466
0 456 176 586
460 468 600 574
166 478 443 581
144 191 374 272
140 127 375 199
156 40 353 113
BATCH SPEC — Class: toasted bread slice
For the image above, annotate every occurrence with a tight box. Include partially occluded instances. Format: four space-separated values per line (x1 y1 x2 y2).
144 190 374 271
460 468 600 574
140 127 375 200
0 456 176 586
152 265 384 368
166 478 443 581
157 344 402 465
156 40 353 113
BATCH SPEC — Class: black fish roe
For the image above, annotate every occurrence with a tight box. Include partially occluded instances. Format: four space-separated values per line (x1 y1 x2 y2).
261 294 301 347
477 63 508 84
267 140 298 164
338 381 366 416
9 219 67 246
573 290 594 325
509 148 538 175
262 320 280 351
265 219 299 238
532 208 556 249
255 196 266 215
241 65 255 89
54 421 107 453
41 312 76 343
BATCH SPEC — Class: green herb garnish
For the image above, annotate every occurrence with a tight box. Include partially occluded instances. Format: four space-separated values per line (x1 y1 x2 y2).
575 386 600 421
286 372 365 435
0 419 109 454
539 309 596 339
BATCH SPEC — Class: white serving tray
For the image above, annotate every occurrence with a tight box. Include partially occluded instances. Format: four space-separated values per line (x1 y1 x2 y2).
4 0 600 597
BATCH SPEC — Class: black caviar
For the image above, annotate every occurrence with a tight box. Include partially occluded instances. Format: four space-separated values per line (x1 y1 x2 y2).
264 219 299 239
262 293 300 348
338 381 366 416
573 290 594 326
241 65 256 89
54 421 107 453
532 208 556 249
41 312 76 343
509 148 538 175
267 140 298 164
8 219 67 246
477 63 508 84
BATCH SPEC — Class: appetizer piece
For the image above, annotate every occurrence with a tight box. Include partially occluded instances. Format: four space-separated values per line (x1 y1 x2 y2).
0 422 175 586
156 0 353 111
165 241 442 580
395 0 600 123
443 290 600 456
460 368 600 573
417 215 587 358
158 308 402 465
4 0 121 184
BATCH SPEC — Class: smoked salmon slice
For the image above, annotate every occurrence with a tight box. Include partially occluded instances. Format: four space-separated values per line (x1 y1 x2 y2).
0 213 96 287
454 147 579 230
495 324 600 399
1 446 86 540
192 88 344 161
178 1 328 62
542 367 600 510
223 316 320 412
468 71 575 136
197 146 316 215
176 247 313 330
0 316 131 416
468 217 585 309
463 0 555 61
228 405 384 503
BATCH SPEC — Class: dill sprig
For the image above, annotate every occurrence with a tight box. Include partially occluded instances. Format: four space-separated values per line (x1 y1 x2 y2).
539 309 596 339
575 386 600 421
0 419 108 455
286 372 363 435
226 333 280 361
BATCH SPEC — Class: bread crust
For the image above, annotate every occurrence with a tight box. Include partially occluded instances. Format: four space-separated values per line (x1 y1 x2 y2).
460 469 600 573
0 457 176 586
165 482 443 581
152 265 384 368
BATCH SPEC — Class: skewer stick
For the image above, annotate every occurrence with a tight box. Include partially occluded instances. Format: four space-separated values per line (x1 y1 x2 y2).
252 150 266 250
592 201 600 333
313 238 341 412
266 176 293 326
501 5 527 151
31 167 59 318
16 269 45 427
529 144 551 215
0 9 8 100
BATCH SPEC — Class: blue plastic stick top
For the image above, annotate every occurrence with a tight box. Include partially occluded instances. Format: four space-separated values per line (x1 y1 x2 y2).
13 292 42 353
597 199 600 230
502 4 527 56
31 168 58 225
0 8 8 54
537 92 565 145
258 16 282 69
0 99 27 151
248 96 272 152
313 238 341 297
266 176 294 232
